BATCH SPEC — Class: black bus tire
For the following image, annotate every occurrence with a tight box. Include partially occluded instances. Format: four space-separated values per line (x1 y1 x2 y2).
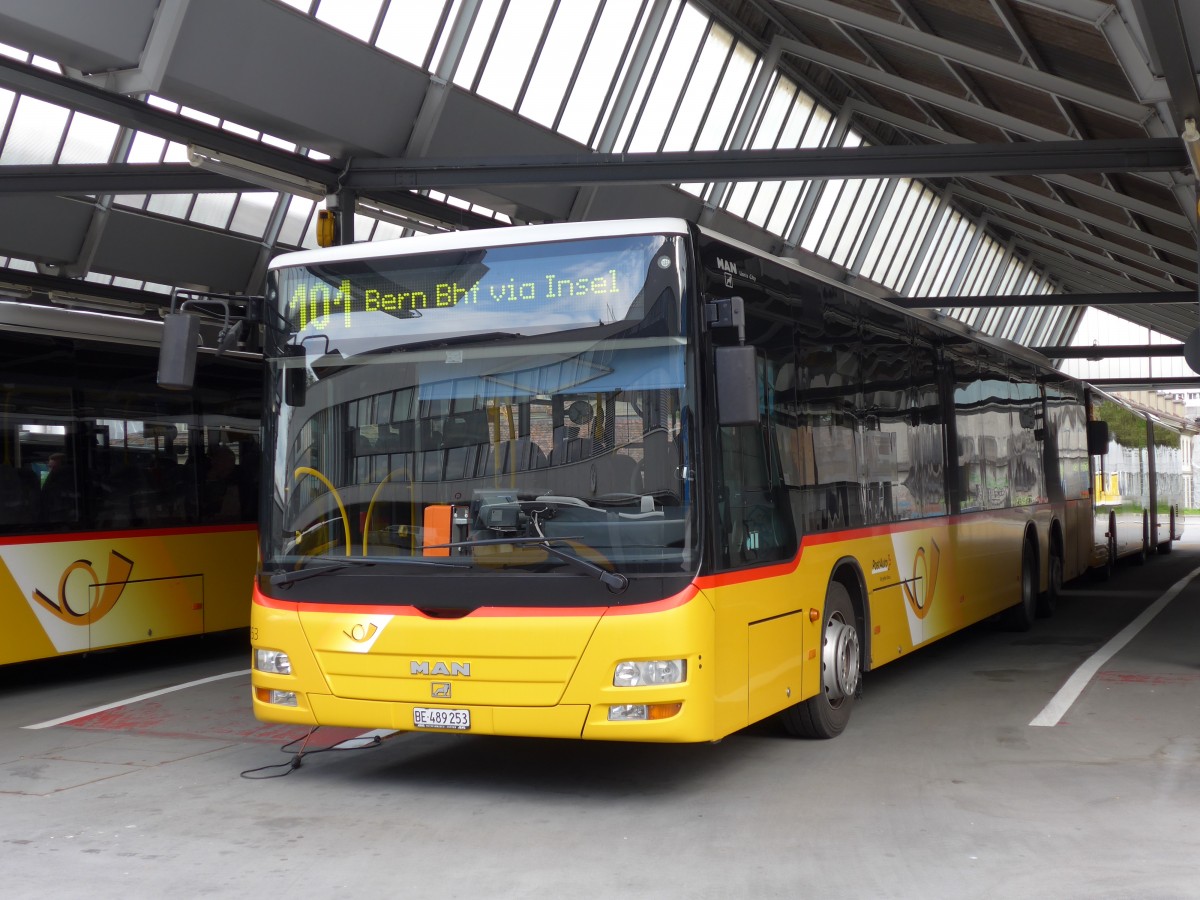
1037 550 1062 619
780 581 861 739
1004 542 1037 632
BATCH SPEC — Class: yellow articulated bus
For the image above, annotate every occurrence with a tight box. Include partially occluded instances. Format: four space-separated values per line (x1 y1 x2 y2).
0 304 260 666
251 217 1129 742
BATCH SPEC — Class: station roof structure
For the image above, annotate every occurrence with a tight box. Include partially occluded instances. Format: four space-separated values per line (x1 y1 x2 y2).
0 0 1198 383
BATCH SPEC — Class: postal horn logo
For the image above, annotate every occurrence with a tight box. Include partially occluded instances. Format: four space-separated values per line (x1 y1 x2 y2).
32 550 134 626
901 539 940 620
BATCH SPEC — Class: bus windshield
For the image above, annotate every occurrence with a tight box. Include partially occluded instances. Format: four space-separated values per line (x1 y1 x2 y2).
262 232 697 589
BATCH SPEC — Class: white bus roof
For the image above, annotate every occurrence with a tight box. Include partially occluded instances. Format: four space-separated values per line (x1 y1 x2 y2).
269 217 693 270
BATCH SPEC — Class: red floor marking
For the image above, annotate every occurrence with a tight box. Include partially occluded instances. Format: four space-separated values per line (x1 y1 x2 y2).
1096 671 1200 685
62 691 368 747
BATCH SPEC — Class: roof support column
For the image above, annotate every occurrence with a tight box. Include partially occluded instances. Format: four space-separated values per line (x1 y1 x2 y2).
68 0 191 95
404 0 483 159
245 194 294 295
37 126 139 279
569 0 673 221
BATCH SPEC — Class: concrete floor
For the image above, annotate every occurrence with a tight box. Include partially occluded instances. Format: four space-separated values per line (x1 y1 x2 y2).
2 536 1198 899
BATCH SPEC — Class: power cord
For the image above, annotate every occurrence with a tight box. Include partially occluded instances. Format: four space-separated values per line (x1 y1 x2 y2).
240 727 383 779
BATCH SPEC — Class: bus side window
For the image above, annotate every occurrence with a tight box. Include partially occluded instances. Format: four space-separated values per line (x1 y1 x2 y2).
716 355 796 568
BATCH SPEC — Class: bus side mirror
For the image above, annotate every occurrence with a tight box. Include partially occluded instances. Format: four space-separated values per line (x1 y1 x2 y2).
1087 420 1109 456
284 346 308 407
158 312 200 390
715 345 759 426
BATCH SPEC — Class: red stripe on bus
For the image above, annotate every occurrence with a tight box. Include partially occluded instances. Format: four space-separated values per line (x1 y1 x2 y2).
253 583 700 618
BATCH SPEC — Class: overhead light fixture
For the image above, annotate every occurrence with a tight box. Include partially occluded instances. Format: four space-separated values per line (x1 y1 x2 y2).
0 283 33 300
1181 118 1200 182
187 145 328 200
48 290 150 315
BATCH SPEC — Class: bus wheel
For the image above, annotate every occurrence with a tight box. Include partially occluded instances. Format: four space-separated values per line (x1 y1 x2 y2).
781 581 860 739
1037 550 1062 619
1004 543 1037 632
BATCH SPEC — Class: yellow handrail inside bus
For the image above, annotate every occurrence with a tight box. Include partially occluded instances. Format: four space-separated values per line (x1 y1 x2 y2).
362 467 413 555
294 466 351 557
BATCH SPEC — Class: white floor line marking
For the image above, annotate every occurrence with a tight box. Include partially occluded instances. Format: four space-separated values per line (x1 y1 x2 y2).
23 669 251 730
1029 564 1200 727
332 728 399 749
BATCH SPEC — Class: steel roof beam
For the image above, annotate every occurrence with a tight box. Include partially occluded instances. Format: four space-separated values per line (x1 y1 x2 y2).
0 164 246 194
954 186 1197 280
894 291 1194 309
0 56 340 187
995 218 1183 291
1034 344 1183 358
342 139 1185 190
1127 0 1200 125
847 102 1192 229
771 0 1151 122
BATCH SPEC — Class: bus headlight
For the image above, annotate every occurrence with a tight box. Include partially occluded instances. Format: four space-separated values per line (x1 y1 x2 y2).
612 659 686 687
255 649 292 675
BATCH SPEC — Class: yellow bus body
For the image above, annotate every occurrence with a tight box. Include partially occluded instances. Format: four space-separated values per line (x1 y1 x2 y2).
253 508 1057 742
1 524 257 666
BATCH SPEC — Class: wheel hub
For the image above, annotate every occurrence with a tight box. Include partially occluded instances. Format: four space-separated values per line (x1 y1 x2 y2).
823 614 861 703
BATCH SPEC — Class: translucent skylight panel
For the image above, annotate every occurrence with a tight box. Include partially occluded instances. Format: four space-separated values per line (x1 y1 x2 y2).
661 23 732 152
112 194 149 211
145 192 192 219
694 41 755 151
222 120 261 140
0 96 68 164
883 188 940 289
58 113 120 164
0 88 16 131
625 5 706 152
723 77 790 219
996 258 1022 294
861 180 912 284
476 0 553 109
377 0 450 67
917 213 970 296
808 180 856 259
558 0 644 146
831 180 886 267
315 0 385 42
962 238 1002 295
189 193 238 229
453 0 504 89
612 4 677 152
229 192 277 238
369 218 407 242
126 132 168 164
162 140 189 163
523 0 604 130
764 179 806 238
0 42 28 61
278 196 319 247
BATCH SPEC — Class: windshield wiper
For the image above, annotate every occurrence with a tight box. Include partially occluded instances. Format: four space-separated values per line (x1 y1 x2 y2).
270 556 467 587
419 535 629 594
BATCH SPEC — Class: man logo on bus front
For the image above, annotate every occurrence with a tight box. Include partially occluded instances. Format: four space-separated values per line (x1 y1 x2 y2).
32 550 134 626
